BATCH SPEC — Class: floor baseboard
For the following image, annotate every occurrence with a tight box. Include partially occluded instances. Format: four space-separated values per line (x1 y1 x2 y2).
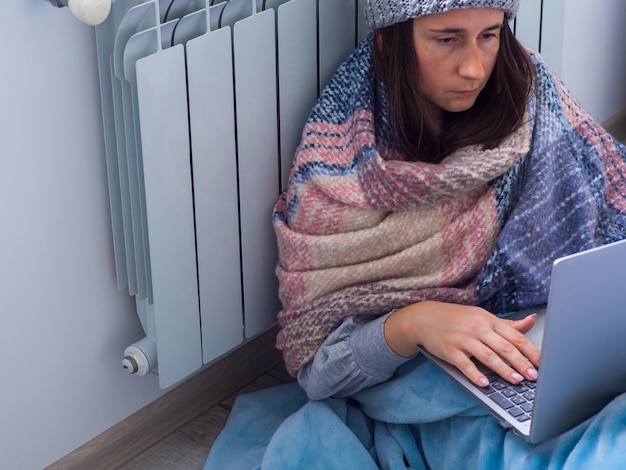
46 326 282 470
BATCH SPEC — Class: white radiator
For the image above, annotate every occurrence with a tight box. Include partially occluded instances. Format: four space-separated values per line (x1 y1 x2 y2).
95 0 545 389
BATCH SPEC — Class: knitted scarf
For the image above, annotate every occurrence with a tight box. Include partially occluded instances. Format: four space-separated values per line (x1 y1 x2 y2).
273 36 626 376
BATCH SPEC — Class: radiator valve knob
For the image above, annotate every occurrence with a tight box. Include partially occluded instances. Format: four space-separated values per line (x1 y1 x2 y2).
122 337 157 376
122 355 140 374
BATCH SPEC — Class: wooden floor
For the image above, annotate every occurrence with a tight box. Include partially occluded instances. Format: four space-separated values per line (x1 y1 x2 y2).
120 364 295 470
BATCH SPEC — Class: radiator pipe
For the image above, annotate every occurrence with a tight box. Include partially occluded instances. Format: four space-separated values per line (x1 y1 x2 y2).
122 336 157 376
45 0 111 26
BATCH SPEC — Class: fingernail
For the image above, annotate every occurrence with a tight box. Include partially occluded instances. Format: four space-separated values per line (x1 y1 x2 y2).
479 376 489 387
527 368 538 380
511 372 524 382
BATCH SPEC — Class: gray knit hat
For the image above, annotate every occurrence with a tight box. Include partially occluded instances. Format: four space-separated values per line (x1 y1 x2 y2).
364 0 521 30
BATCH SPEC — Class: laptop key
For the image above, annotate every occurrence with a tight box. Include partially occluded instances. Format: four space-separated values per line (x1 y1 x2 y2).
521 402 533 413
490 393 515 410
502 388 517 398
511 395 526 405
508 407 525 418
491 380 509 391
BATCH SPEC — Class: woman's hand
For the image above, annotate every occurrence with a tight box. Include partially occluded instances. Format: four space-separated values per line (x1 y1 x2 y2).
384 301 541 387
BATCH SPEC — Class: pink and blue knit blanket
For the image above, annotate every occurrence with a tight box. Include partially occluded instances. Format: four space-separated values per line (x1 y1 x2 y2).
273 36 626 376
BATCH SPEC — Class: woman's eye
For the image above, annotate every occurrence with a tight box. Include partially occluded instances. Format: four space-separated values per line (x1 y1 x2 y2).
436 37 456 45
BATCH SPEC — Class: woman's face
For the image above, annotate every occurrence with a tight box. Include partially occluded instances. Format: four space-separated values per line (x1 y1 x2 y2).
412 8 505 115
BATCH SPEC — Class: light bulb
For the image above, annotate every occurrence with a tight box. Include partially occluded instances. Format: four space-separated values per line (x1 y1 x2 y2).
67 0 111 26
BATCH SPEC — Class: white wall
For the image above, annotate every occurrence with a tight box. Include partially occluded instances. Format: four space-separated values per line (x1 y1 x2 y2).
0 3 163 469
546 0 626 123
1 1 625 469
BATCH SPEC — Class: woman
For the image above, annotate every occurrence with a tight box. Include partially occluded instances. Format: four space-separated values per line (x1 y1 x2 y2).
206 1 626 468
278 2 544 400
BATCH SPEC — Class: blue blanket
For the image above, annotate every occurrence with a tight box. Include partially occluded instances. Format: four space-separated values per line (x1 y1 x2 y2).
204 356 626 469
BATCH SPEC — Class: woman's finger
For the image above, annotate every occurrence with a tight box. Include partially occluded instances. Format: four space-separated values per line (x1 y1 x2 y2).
445 348 492 388
478 330 538 383
496 318 542 368
461 338 528 384
509 313 538 334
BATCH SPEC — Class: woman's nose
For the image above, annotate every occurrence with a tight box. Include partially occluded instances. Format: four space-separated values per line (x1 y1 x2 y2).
458 44 485 80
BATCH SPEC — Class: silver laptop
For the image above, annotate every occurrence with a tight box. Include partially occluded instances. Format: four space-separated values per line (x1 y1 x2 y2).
419 238 626 443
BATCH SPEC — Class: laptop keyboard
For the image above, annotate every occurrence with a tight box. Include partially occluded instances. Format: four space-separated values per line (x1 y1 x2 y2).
477 368 536 422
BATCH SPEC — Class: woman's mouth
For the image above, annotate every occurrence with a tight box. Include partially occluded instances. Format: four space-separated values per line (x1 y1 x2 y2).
456 89 479 97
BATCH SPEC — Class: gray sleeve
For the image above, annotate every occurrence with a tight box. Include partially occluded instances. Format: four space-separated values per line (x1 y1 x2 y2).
297 313 415 400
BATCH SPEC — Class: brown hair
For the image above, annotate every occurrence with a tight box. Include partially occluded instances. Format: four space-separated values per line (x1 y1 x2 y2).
373 19 535 163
